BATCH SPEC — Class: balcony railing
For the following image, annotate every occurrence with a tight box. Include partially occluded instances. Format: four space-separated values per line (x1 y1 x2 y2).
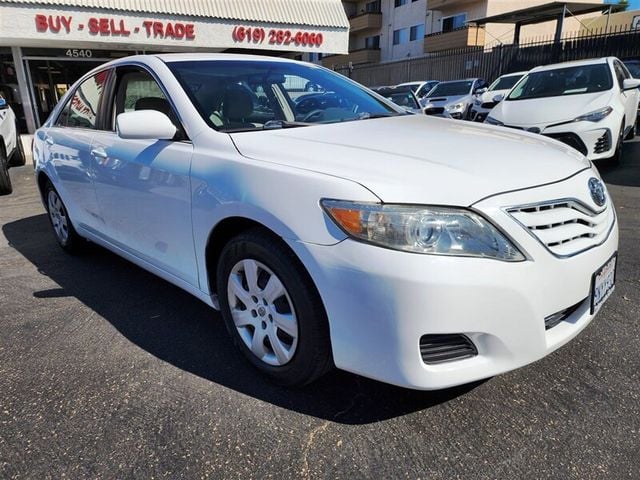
321 48 381 68
349 12 382 33
424 25 485 53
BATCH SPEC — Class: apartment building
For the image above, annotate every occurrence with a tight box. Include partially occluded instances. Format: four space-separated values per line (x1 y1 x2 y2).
322 0 428 67
321 0 605 68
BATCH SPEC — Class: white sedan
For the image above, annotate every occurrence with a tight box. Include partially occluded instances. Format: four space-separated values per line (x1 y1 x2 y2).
487 57 640 163
34 54 618 390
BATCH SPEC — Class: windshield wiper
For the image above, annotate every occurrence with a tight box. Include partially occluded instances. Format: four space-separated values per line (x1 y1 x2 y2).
357 111 406 120
223 120 312 133
262 120 313 129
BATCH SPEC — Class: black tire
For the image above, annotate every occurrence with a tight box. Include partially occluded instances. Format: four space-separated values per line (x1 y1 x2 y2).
608 123 625 165
8 129 25 167
44 182 84 253
0 145 12 196
625 122 635 141
216 228 332 386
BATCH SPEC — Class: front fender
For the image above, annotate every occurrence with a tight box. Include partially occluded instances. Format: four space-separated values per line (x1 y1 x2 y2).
190 144 380 293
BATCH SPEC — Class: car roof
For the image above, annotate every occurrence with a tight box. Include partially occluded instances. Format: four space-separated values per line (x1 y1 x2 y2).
437 78 479 84
530 57 613 73
101 52 304 69
499 71 528 77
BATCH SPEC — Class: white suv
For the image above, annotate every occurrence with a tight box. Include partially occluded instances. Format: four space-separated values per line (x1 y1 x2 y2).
0 96 25 195
487 57 640 163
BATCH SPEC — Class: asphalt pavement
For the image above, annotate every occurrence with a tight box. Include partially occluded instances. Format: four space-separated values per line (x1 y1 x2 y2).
1 139 639 479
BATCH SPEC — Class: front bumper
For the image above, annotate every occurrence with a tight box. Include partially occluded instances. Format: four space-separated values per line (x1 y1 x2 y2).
288 170 618 390
503 115 622 161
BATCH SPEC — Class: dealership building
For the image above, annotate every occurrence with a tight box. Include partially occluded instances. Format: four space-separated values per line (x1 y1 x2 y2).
0 0 349 133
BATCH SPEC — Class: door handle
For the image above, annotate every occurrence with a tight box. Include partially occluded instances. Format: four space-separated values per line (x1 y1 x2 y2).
90 147 108 159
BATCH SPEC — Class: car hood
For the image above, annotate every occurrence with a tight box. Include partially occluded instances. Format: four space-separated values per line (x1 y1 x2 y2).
229 115 589 206
491 91 613 126
479 89 510 103
423 94 469 106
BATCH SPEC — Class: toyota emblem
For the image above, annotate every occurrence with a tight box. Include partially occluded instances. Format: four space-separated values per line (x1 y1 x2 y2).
588 177 606 207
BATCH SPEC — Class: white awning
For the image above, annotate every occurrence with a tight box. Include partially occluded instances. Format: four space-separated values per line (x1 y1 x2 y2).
0 0 349 28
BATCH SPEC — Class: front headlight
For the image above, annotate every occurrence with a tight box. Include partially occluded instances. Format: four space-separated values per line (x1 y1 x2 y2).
446 102 466 112
485 116 504 126
474 98 482 106
573 106 613 123
321 200 525 261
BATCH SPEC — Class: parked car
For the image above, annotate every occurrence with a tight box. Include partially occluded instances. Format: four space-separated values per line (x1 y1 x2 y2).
487 57 640 163
34 54 618 390
371 85 423 114
470 71 527 122
0 96 25 195
397 80 439 102
422 78 488 119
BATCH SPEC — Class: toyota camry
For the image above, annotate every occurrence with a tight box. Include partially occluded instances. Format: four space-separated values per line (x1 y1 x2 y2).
33 54 618 390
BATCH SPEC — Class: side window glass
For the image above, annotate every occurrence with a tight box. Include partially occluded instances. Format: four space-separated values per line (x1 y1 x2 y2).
66 70 109 129
55 100 71 127
114 69 179 129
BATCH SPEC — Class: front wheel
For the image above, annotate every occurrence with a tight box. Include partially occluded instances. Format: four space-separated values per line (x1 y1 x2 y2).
607 122 625 165
216 229 332 386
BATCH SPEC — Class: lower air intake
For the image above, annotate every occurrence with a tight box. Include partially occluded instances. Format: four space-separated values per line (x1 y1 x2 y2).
544 298 586 330
419 334 478 364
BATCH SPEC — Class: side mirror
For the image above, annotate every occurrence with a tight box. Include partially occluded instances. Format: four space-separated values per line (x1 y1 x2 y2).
492 93 505 103
623 78 640 90
0 98 8 110
475 87 488 95
116 110 177 140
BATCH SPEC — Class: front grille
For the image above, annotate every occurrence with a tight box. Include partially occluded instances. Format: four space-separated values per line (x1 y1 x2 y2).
543 132 588 156
425 107 444 115
507 199 615 257
594 130 611 154
419 334 477 364
544 298 586 330
481 101 497 109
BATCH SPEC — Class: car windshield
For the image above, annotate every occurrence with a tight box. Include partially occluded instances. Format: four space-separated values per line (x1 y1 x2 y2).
167 60 398 132
427 81 473 97
624 61 640 78
415 81 438 97
489 74 523 91
373 87 419 109
507 64 612 101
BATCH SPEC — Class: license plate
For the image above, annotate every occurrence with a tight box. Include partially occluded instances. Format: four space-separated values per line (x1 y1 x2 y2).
590 253 617 314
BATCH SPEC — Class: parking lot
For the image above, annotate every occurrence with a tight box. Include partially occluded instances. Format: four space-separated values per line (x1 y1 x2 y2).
0 138 639 479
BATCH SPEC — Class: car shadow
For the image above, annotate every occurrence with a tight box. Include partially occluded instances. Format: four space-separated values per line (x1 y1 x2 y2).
2 214 483 425
597 138 640 187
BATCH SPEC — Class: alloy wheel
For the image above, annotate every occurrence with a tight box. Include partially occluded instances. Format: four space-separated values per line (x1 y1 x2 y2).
47 190 69 244
226 259 299 366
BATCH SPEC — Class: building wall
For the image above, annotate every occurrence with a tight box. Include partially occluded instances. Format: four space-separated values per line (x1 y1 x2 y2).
578 8 640 32
347 0 427 62
426 0 604 48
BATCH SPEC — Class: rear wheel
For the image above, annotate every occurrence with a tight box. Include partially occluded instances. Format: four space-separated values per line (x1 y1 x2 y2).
216 229 332 386
0 146 12 196
8 128 25 167
45 183 84 252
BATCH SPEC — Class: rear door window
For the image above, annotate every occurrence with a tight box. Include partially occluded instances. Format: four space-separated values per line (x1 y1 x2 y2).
57 70 109 129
